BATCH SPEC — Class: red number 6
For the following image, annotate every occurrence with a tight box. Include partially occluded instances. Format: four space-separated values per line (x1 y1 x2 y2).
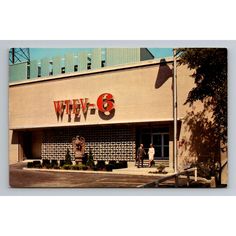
97 93 115 113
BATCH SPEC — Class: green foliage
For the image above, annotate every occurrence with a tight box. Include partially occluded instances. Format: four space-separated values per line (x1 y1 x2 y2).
62 164 88 170
157 164 166 173
191 159 220 180
177 48 227 149
51 160 58 168
59 160 65 167
62 164 72 170
65 148 72 165
27 161 42 168
105 164 114 171
87 149 95 168
27 162 33 168
42 159 50 168
82 153 88 165
71 164 87 170
96 160 106 170
108 161 127 169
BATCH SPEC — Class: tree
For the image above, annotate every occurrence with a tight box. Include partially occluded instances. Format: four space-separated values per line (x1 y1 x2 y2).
177 48 227 151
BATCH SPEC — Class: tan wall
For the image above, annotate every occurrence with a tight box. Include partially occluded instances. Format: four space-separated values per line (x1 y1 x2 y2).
9 130 19 164
9 62 194 129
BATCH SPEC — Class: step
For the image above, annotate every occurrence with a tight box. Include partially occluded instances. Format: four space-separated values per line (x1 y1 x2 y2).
135 160 169 167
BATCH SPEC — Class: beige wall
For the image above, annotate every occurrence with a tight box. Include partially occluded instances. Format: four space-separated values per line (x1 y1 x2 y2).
9 61 194 129
9 130 19 164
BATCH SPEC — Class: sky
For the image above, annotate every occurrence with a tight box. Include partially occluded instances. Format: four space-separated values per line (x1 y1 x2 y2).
29 48 173 61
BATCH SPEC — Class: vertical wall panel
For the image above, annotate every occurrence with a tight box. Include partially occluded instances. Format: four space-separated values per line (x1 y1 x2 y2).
52 56 62 76
65 53 75 73
30 60 38 79
41 58 50 77
91 48 102 70
9 62 27 82
78 52 87 71
106 48 141 67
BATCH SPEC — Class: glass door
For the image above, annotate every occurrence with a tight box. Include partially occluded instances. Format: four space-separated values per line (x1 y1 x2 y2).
152 133 169 160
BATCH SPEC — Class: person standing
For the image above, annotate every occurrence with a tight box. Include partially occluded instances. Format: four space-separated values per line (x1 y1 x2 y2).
137 144 146 168
148 144 155 167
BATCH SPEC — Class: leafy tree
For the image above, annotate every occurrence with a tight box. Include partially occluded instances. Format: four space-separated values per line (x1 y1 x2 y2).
177 48 227 150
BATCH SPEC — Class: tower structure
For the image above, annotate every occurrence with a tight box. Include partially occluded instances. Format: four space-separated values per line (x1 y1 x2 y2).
9 48 30 64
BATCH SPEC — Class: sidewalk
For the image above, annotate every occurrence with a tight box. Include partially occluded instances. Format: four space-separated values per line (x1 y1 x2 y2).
112 166 173 177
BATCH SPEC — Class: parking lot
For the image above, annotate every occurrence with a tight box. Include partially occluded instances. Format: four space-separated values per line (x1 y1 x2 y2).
9 163 163 188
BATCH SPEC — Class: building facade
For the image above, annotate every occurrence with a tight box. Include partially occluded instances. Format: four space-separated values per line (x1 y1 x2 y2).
9 48 227 180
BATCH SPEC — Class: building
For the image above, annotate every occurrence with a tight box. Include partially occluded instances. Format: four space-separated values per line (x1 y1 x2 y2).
9 48 227 182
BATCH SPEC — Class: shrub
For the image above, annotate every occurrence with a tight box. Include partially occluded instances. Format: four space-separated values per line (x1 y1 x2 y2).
108 161 127 169
87 150 95 168
115 161 127 169
51 160 58 168
157 164 166 173
26 161 42 169
71 164 87 170
96 161 106 170
42 159 50 168
27 162 33 168
65 148 72 165
82 153 88 165
60 160 65 167
62 164 72 170
191 161 215 180
105 164 114 171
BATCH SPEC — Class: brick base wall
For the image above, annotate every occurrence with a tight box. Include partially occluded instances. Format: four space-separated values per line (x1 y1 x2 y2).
41 125 136 161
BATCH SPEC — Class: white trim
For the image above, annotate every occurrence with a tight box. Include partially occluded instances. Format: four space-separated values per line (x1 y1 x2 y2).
9 117 184 130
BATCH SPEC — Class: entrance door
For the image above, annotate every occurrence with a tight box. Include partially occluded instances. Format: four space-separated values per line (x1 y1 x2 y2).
139 128 169 161
153 133 169 160
22 132 32 159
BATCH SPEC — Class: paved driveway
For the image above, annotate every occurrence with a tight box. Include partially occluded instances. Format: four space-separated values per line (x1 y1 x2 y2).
9 163 163 188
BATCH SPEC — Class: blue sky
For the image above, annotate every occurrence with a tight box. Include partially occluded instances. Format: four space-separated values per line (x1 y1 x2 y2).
30 48 173 61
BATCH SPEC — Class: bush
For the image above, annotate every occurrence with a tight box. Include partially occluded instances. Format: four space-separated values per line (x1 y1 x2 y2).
62 164 72 170
65 148 72 165
62 164 88 171
27 162 33 168
82 153 88 165
27 161 42 169
51 160 58 168
60 160 65 167
116 161 127 169
105 164 114 171
42 159 50 168
96 161 106 170
157 164 166 173
87 150 95 168
108 161 127 169
191 161 216 180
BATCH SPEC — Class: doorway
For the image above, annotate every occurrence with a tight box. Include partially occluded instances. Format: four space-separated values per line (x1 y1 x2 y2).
21 131 32 160
139 127 169 160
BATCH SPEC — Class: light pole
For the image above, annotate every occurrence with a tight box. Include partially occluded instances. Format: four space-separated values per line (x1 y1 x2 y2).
173 48 178 173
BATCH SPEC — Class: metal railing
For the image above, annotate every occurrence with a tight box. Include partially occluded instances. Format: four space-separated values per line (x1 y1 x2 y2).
140 167 198 188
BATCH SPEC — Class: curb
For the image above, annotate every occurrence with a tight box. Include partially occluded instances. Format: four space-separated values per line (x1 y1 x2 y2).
22 167 170 177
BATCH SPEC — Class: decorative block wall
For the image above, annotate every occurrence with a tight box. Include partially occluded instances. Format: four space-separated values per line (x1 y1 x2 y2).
41 126 135 161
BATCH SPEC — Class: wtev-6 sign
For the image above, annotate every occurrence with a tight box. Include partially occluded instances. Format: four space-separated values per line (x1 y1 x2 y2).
53 93 115 121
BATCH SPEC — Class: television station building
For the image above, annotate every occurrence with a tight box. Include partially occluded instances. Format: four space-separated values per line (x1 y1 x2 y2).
9 48 227 176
